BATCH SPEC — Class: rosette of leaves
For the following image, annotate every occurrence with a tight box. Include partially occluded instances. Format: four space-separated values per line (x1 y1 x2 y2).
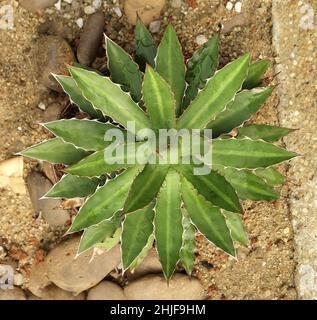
21 20 296 280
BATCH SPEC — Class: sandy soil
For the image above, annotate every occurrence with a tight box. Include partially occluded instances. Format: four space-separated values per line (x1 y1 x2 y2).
0 0 297 299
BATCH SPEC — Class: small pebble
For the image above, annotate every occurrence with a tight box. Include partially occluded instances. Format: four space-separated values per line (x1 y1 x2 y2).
76 18 84 29
235 2 242 13
84 6 96 15
92 0 102 9
226 1 234 11
38 102 46 111
149 20 161 33
195 34 208 45
54 0 61 10
13 273 24 286
171 0 182 8
113 7 122 17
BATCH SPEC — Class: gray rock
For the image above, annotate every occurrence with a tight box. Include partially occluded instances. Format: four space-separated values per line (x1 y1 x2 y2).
126 248 162 281
77 12 105 66
34 36 75 92
27 262 51 297
124 274 206 300
149 21 161 34
45 237 121 295
124 0 166 26
40 285 86 300
0 287 26 300
20 0 58 12
26 171 70 227
87 281 125 300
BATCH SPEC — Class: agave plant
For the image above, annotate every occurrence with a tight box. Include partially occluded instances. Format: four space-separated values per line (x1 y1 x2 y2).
21 20 296 279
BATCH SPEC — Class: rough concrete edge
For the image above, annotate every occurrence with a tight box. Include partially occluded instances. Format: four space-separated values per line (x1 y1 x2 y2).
272 0 317 300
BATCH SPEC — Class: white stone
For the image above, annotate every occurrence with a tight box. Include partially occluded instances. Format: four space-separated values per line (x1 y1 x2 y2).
13 273 24 286
76 18 84 28
92 0 102 9
149 20 161 33
38 102 46 110
63 0 72 4
195 34 208 45
113 7 122 17
54 0 61 10
235 2 242 13
0 157 26 194
226 1 233 11
84 5 96 15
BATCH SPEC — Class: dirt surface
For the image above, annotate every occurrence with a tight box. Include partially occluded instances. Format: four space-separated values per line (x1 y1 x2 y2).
0 0 297 299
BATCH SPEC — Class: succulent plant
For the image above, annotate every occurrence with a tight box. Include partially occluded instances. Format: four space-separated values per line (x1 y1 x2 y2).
21 20 296 280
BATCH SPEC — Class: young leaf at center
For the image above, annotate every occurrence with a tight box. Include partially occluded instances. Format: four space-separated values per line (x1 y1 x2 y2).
143 66 176 130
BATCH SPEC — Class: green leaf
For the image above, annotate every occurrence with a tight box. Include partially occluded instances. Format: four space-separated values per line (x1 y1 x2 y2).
214 166 279 201
178 54 250 130
212 138 297 168
176 164 242 213
124 164 169 213
254 167 285 186
44 119 123 151
223 211 249 246
69 167 141 232
181 178 235 256
66 142 151 177
66 150 129 177
78 214 121 254
106 37 143 102
208 87 273 137
20 138 89 165
128 234 155 271
237 124 295 142
95 227 122 251
156 24 186 116
180 208 196 275
69 66 151 135
54 75 102 118
135 17 157 69
122 204 155 270
243 59 270 89
143 66 176 130
45 174 99 198
183 33 219 109
155 170 183 279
